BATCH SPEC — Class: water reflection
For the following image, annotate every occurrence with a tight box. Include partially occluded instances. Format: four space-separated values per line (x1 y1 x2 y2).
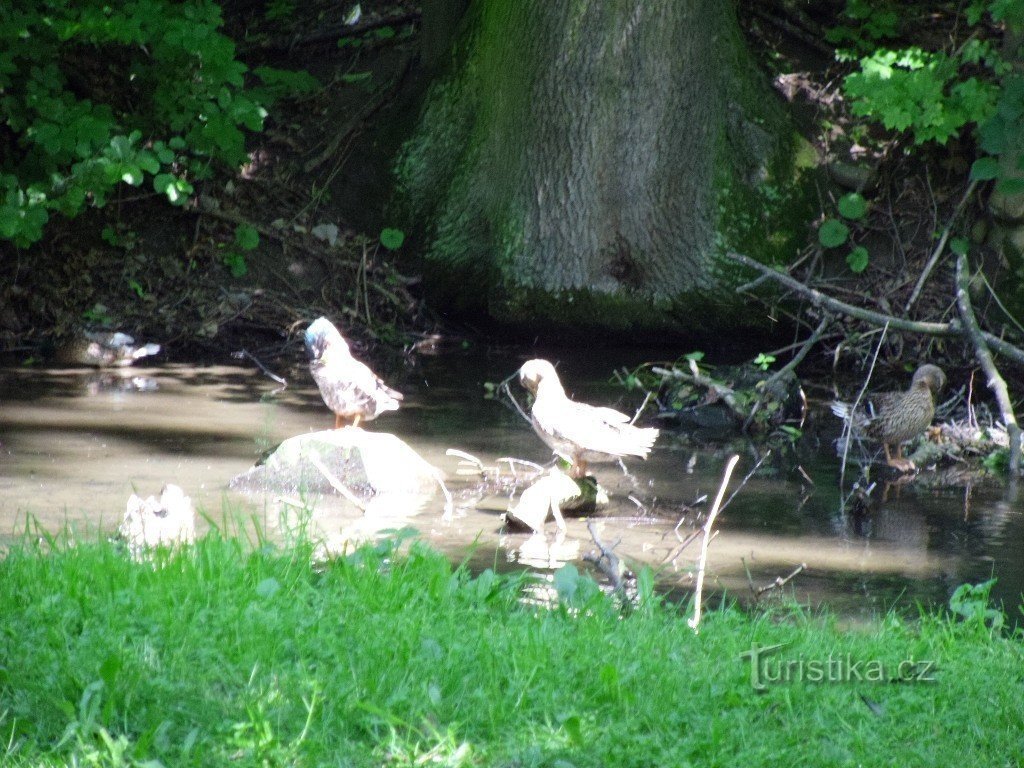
0 353 1021 617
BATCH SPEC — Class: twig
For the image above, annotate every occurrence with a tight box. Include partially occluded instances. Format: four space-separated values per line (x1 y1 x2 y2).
756 563 807 596
689 454 740 633
725 250 1024 366
630 390 654 425
446 448 484 473
763 315 830 391
249 12 421 52
233 348 288 386
501 379 533 424
838 323 888 492
584 521 633 601
304 51 414 173
905 179 978 312
728 250 951 334
663 528 703 566
954 254 1021 476
742 316 828 433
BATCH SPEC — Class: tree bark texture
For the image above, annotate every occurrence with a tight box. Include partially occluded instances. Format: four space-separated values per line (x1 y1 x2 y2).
398 0 814 337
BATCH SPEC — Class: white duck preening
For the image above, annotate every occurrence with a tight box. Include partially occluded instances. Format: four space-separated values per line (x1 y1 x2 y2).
304 317 403 429
518 358 659 478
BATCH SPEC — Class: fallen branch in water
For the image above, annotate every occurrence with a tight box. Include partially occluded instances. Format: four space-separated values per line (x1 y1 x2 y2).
755 563 807 597
233 348 288 386
689 454 740 633
584 521 634 603
725 250 1024 367
954 254 1022 477
651 361 748 422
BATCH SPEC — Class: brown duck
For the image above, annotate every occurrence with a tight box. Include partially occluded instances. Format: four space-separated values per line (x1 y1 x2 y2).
831 364 946 472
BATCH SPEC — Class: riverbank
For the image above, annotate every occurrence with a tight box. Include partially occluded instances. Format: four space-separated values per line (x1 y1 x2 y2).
1 531 1020 766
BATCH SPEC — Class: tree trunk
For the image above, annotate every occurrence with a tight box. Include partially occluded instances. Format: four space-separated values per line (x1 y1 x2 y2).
398 0 815 338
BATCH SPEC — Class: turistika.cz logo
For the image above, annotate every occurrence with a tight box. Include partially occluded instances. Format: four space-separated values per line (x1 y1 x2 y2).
739 642 937 692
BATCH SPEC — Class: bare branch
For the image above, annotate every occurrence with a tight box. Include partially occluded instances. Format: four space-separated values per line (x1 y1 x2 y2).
954 254 1021 476
689 454 740 633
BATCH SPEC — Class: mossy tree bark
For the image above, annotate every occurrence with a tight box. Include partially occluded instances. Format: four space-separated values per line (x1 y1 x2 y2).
398 0 816 338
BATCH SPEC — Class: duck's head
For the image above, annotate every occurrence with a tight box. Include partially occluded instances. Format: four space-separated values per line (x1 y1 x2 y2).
911 364 946 393
304 317 349 362
518 359 563 396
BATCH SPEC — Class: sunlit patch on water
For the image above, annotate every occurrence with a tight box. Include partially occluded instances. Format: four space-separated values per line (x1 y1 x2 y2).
0 352 1021 618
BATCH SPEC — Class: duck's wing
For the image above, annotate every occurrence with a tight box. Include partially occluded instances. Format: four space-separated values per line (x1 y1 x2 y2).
534 398 654 458
345 358 403 405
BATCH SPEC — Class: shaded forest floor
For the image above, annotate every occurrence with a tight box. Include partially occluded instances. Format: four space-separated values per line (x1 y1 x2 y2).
2 0 435 365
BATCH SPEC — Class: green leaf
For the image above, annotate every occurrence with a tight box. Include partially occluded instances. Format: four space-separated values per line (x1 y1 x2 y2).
969 157 1000 180
995 177 1024 196
819 219 850 248
153 173 176 196
234 223 259 250
950 237 969 256
222 252 248 278
837 193 868 220
121 166 143 186
379 227 405 250
846 246 869 273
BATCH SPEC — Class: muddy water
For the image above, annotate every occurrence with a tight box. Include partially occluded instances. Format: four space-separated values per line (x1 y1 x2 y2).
1 351 1021 618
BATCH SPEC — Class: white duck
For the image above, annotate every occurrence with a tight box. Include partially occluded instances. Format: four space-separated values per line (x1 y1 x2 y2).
518 358 658 478
304 317 403 429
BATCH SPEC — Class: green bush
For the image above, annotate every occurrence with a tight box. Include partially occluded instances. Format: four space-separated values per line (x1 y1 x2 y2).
0 0 316 247
834 0 1024 194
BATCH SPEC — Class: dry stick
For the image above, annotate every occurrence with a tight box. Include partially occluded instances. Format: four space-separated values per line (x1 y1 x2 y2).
725 251 1024 366
954 254 1022 476
756 563 807 597
584 521 632 600
688 454 740 633
838 323 888 492
763 315 831 391
905 179 979 313
664 453 766 565
743 316 830 432
234 349 288 386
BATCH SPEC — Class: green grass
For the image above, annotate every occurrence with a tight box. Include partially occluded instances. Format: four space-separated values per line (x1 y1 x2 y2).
0 530 1022 767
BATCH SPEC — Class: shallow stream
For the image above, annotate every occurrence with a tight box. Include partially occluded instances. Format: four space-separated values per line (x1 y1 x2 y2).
1 349 1021 619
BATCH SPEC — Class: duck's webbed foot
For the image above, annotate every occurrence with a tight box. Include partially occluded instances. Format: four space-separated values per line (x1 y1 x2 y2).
885 457 917 473
883 445 916 473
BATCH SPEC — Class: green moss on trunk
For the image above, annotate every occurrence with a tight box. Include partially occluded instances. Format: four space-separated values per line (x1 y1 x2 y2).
397 0 819 338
